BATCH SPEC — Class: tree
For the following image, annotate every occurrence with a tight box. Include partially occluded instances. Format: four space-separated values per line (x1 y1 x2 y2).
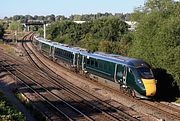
9 21 23 31
0 24 4 39
47 16 130 53
45 14 55 22
129 0 180 87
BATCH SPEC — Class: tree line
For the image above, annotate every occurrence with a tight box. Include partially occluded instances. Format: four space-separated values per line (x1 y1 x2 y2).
46 16 132 56
1 13 130 33
3 13 130 23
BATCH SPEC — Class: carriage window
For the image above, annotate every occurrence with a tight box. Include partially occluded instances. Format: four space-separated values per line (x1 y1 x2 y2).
91 60 94 66
95 61 98 67
99 62 103 68
87 59 90 65
104 63 108 70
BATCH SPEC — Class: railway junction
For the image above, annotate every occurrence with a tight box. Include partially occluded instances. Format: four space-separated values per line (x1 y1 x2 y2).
0 32 179 121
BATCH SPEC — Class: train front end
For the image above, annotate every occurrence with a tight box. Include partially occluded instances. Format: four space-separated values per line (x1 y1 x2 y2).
137 67 156 97
131 62 156 99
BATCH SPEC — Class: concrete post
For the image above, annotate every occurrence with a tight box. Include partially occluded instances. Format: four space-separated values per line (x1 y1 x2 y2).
27 26 30 31
44 24 46 39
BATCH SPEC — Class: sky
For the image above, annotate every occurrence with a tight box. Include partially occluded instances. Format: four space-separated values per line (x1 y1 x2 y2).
0 0 175 19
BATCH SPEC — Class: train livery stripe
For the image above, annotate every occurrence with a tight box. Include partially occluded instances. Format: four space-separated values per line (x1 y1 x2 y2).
142 79 156 96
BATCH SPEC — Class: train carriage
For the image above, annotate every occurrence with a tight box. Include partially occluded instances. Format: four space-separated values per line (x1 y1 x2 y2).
33 36 40 49
34 36 54 57
80 51 156 98
53 44 80 70
80 52 116 81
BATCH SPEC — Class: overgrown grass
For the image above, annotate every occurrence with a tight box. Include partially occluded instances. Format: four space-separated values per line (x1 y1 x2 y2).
0 39 3 44
0 90 25 121
0 41 15 55
175 98 180 104
16 93 46 121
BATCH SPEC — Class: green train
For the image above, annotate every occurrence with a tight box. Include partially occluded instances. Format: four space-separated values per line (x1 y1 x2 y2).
34 36 157 99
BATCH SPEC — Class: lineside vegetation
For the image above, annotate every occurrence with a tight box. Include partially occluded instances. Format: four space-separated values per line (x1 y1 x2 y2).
0 91 25 121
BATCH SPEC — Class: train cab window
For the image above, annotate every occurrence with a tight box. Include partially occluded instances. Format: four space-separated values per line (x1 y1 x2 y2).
137 67 154 79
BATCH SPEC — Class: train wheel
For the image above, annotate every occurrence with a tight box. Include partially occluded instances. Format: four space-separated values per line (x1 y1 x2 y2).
127 87 132 97
85 72 89 78
131 90 135 98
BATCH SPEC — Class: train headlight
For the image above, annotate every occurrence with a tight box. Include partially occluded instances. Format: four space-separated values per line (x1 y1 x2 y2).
137 79 145 88
137 79 142 84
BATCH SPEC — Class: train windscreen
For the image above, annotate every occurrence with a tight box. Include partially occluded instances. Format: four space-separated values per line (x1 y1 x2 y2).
137 67 154 79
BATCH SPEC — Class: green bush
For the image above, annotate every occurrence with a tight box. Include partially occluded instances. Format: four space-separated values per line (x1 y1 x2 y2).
16 93 46 121
0 91 25 121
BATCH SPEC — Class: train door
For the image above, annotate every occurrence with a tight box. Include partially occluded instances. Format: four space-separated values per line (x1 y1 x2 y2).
116 64 124 84
123 66 127 85
51 46 55 58
49 46 52 56
76 54 83 70
76 54 79 68
116 64 127 85
81 55 85 70
39 42 42 51
73 53 76 66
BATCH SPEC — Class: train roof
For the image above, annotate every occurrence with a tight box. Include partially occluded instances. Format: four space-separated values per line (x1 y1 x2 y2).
35 36 80 53
35 36 54 46
35 37 150 68
80 51 150 68
53 44 80 53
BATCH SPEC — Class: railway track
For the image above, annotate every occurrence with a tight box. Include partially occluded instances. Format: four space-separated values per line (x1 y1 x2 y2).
26 34 180 121
0 33 139 120
22 34 139 121
26 39 180 121
141 100 180 120
0 60 95 121
1 33 179 121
